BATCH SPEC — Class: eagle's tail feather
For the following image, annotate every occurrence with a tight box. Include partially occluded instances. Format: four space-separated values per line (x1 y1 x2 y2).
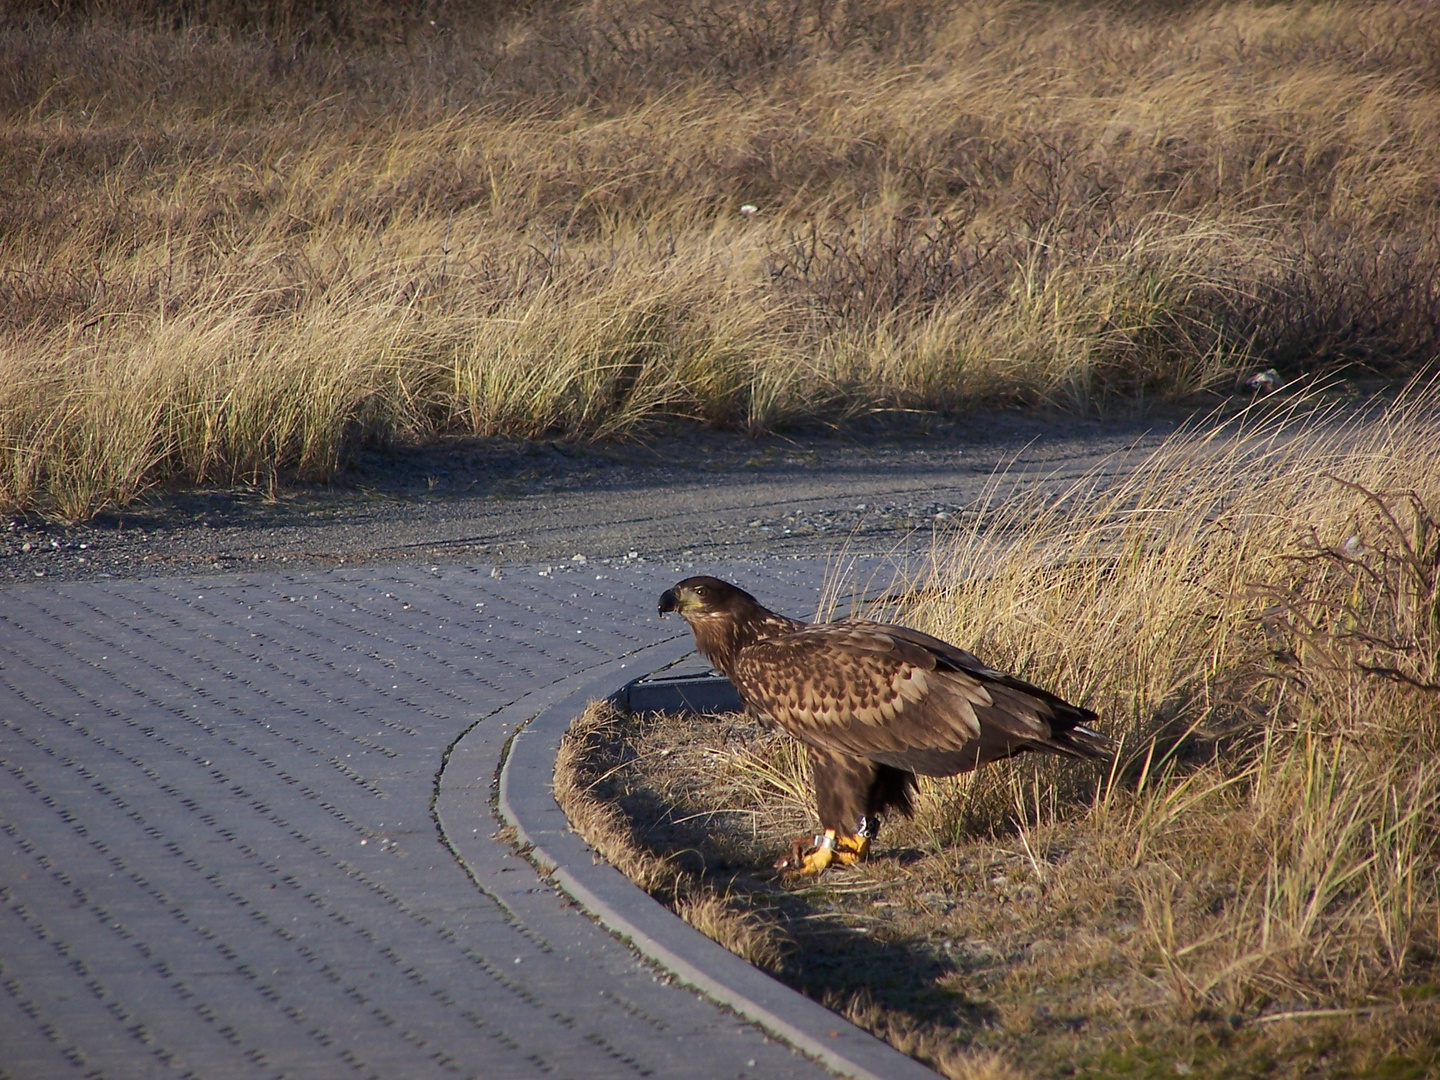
1050 723 1116 761
869 763 918 819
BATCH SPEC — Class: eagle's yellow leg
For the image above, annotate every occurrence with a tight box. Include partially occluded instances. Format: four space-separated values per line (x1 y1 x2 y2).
796 833 837 875
782 829 872 875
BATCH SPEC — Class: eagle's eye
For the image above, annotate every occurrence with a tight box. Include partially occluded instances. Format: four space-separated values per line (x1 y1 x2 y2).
694 585 709 598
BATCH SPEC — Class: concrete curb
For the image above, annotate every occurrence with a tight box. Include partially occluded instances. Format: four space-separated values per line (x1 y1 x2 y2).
494 651 940 1080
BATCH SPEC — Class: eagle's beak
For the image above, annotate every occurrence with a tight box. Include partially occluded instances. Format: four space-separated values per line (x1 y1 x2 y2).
658 588 679 616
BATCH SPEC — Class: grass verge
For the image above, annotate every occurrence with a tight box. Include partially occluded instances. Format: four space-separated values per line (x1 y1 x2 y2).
555 386 1440 1078
5 1 1440 518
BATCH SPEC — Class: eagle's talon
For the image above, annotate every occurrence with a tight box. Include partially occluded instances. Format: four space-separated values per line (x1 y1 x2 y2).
776 831 839 875
773 836 806 871
832 831 871 866
776 829 872 875
791 845 836 875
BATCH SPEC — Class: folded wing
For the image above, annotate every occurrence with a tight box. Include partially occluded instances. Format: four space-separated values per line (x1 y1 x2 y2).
730 622 1110 776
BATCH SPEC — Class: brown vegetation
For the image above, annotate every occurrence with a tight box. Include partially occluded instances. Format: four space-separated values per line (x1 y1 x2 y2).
4 0 1440 518
557 388 1440 1078
554 698 788 970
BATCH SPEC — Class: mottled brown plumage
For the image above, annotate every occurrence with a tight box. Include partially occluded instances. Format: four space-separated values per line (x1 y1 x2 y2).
658 576 1114 873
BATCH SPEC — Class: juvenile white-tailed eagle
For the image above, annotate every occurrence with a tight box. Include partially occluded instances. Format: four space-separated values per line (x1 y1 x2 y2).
659 576 1113 874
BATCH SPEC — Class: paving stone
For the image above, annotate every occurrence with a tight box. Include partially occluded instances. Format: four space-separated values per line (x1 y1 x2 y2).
0 561 873 1080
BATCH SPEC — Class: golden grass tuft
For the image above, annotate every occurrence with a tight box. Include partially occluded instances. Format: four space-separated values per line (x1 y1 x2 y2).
554 385 1440 1077
5 0 1440 517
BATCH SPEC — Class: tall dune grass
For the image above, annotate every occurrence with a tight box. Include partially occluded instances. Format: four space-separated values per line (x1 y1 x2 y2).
864 384 1440 1069
4 0 1440 518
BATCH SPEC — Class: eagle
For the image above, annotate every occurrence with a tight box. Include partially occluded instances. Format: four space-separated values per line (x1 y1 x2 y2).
658 576 1114 874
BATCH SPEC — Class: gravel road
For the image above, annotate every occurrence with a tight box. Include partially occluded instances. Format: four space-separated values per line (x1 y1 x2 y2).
2 413 1179 585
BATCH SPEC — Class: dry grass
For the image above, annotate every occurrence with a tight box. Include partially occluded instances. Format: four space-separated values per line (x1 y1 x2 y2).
5 0 1440 518
557 386 1440 1078
553 699 787 970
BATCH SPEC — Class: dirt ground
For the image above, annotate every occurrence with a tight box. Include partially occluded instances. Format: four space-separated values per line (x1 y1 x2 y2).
1 411 1180 583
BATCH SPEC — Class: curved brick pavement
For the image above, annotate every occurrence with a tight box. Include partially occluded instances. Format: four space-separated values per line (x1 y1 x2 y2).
0 560 916 1080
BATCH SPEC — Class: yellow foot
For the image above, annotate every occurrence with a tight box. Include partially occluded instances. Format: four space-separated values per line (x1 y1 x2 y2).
833 832 870 866
775 830 870 875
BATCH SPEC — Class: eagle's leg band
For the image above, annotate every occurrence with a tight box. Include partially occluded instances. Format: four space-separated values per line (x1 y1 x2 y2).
783 829 838 875
782 825 876 874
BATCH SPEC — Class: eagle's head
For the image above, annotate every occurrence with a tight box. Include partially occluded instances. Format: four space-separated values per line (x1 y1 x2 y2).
657 576 758 619
659 577 798 675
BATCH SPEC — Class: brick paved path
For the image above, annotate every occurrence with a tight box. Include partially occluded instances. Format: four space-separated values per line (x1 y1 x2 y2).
0 562 844 1080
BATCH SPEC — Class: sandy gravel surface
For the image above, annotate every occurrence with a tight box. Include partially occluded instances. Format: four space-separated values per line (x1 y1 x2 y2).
2 413 1181 585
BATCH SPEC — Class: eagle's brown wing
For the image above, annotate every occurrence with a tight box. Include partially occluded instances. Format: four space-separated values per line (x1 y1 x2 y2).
730 621 1107 776
852 620 1104 727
